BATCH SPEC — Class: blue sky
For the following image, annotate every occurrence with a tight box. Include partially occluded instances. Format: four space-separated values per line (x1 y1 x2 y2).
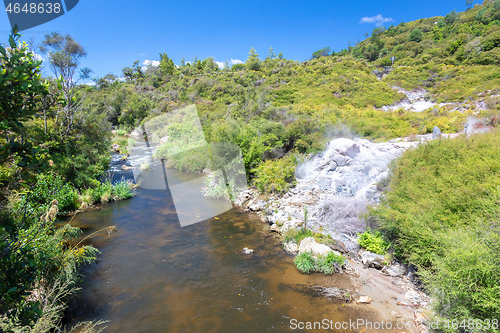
0 0 478 80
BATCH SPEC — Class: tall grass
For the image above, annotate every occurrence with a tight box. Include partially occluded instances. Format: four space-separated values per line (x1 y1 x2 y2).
369 129 500 322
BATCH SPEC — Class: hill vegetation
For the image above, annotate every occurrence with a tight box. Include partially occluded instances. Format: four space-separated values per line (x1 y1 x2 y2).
83 1 500 191
1 1 500 331
369 130 500 324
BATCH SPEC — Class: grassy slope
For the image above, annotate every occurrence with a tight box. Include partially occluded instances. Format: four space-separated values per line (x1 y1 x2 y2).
349 0 500 102
369 130 500 323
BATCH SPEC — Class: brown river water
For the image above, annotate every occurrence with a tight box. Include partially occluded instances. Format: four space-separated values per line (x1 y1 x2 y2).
64 168 384 333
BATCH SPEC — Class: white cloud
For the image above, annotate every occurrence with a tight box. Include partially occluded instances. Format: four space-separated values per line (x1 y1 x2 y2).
360 14 394 27
230 58 243 65
32 51 44 61
215 60 225 69
143 59 160 67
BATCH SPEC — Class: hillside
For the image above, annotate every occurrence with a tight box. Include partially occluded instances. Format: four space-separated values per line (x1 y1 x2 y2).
82 2 500 188
346 0 500 102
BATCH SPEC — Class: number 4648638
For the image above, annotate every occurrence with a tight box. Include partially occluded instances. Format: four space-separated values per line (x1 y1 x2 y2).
5 2 61 14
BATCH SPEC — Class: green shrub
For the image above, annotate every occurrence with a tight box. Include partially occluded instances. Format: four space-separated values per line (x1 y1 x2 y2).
357 229 388 255
294 251 346 275
409 29 423 43
252 155 297 194
112 180 135 200
294 252 316 273
27 173 79 215
369 130 500 322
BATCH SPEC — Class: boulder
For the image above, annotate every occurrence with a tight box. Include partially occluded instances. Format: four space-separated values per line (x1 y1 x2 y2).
299 237 335 257
432 126 441 138
330 138 360 158
269 223 280 232
360 251 385 269
382 263 406 277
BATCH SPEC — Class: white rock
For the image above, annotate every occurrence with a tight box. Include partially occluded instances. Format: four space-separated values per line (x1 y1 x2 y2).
298 237 333 257
242 247 254 255
360 251 386 269
329 138 361 158
382 263 406 277
247 200 265 212
356 296 373 304
283 241 298 254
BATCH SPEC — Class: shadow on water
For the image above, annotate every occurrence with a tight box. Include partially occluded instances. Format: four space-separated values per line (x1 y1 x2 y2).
65 168 379 333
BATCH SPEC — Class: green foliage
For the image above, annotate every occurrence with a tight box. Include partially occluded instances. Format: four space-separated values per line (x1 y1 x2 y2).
294 251 345 275
369 130 500 321
294 252 316 273
357 229 388 255
252 155 297 194
246 47 261 71
282 227 333 245
0 28 61 172
112 180 135 200
408 28 423 42
350 1 500 66
312 47 331 59
0 205 99 327
159 53 176 76
26 173 79 215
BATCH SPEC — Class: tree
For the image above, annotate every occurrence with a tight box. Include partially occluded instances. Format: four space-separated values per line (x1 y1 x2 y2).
122 60 143 81
445 10 459 25
203 57 219 73
267 46 276 60
409 28 423 42
312 47 331 59
159 53 176 76
39 32 92 133
246 47 261 71
95 73 118 89
0 28 62 170
466 0 474 9
196 59 203 71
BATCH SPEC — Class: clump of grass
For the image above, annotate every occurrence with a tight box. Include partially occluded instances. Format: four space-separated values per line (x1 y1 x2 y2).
357 229 388 255
283 227 333 246
294 252 316 273
112 180 135 200
294 251 346 275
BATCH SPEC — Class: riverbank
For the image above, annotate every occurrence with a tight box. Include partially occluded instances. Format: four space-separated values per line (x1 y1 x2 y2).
232 124 495 331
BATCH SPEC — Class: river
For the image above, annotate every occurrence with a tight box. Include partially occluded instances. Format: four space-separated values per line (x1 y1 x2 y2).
64 157 386 332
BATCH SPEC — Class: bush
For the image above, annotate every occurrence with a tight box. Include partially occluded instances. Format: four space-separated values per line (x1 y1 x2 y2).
369 130 500 322
409 29 423 43
294 252 316 273
357 229 388 255
294 251 345 275
28 173 79 215
112 180 135 200
252 155 297 194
